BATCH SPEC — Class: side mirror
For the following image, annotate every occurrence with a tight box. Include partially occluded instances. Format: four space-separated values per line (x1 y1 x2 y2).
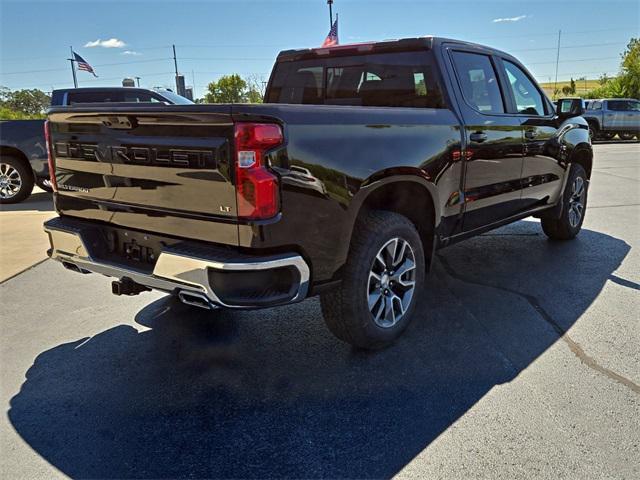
556 98 584 118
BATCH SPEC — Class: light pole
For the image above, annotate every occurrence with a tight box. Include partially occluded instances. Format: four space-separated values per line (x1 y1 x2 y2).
135 76 141 87
327 0 333 27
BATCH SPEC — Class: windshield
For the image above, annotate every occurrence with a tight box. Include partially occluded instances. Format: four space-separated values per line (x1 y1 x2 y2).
266 51 444 108
155 90 194 105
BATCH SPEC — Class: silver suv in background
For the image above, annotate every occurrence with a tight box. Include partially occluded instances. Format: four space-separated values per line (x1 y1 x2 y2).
583 98 640 141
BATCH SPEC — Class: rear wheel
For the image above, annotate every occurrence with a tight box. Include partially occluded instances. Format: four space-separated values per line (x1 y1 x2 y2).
0 156 34 204
619 132 635 141
320 210 425 349
541 164 588 241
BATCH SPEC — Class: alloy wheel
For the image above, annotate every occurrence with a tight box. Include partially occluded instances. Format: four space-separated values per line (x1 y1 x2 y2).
367 237 416 328
0 163 22 200
568 176 586 228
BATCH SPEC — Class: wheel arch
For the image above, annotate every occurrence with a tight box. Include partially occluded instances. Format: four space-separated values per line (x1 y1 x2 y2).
347 173 440 270
570 146 593 179
585 117 600 131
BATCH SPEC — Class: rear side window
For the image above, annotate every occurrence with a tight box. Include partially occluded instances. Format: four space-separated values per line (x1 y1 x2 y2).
608 100 640 111
451 51 504 114
66 91 124 104
266 51 445 108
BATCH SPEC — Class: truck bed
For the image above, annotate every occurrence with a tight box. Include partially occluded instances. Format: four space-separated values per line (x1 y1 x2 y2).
48 102 462 279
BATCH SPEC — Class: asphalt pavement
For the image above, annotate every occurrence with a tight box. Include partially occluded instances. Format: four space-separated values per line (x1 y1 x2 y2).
1 143 638 479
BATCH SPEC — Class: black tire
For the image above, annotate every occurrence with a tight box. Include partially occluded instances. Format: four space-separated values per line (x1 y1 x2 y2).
541 164 588 241
35 178 54 193
588 122 599 141
0 155 34 204
619 132 635 141
320 210 425 349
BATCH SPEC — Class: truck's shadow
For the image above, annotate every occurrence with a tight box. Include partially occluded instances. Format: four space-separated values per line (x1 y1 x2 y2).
8 221 633 479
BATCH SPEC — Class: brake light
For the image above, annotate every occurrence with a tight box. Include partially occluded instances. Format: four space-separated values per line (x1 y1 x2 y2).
44 120 58 192
234 122 283 219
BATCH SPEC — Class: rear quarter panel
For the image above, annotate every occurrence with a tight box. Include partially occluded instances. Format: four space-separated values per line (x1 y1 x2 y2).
0 119 48 177
233 104 463 282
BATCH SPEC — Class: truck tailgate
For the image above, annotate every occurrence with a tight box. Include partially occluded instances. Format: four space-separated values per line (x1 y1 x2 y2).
48 107 240 245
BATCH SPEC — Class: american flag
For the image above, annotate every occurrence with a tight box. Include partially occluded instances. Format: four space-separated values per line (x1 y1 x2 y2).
322 17 339 47
73 52 97 77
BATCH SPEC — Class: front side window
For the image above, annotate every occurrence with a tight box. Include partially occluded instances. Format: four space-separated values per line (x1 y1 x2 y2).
451 51 504 114
123 93 159 103
266 51 444 108
502 60 545 116
591 101 602 110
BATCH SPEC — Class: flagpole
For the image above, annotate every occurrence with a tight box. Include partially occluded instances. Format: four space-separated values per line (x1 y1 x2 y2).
327 0 333 27
69 46 78 88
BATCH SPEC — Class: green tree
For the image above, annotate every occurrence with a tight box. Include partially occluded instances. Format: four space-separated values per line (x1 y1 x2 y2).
0 87 50 116
581 38 639 99
619 38 640 99
203 74 264 103
599 73 610 86
204 74 248 103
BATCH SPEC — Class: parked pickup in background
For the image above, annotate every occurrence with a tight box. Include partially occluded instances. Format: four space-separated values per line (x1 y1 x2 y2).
44 37 592 349
583 98 640 141
0 87 192 203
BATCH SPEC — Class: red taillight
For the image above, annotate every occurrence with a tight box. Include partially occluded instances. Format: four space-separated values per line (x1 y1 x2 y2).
44 120 58 192
234 122 283 219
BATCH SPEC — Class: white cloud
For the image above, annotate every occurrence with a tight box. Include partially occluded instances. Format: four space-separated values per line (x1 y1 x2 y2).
492 15 527 23
122 50 141 56
84 38 127 48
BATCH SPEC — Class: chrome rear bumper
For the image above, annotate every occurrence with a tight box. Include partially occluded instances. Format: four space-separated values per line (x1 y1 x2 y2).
44 217 310 309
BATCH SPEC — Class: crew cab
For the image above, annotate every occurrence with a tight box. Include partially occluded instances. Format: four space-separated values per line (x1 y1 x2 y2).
0 87 191 203
583 98 640 141
44 37 592 349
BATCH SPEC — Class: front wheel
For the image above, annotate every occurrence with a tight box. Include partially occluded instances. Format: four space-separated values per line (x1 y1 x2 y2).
601 132 615 140
320 210 425 349
541 164 588 241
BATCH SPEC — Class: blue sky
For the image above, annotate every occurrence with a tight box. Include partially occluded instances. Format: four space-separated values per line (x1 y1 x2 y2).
1 0 638 98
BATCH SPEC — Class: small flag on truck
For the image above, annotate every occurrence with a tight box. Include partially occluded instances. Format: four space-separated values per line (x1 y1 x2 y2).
73 52 97 77
322 17 339 47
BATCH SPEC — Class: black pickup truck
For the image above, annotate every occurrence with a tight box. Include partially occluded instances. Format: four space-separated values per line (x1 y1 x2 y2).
0 87 191 203
44 37 592 348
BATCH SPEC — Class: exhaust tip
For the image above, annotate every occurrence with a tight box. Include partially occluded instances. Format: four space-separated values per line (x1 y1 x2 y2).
178 291 215 310
62 261 91 274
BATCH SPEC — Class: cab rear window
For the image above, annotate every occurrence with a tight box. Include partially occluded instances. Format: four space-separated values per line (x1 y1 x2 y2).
266 51 445 108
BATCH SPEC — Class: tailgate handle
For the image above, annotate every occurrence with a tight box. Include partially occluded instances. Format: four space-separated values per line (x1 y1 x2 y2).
101 116 136 130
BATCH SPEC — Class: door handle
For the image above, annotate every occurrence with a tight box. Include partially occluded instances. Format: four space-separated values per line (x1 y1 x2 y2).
470 132 488 143
525 130 538 140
